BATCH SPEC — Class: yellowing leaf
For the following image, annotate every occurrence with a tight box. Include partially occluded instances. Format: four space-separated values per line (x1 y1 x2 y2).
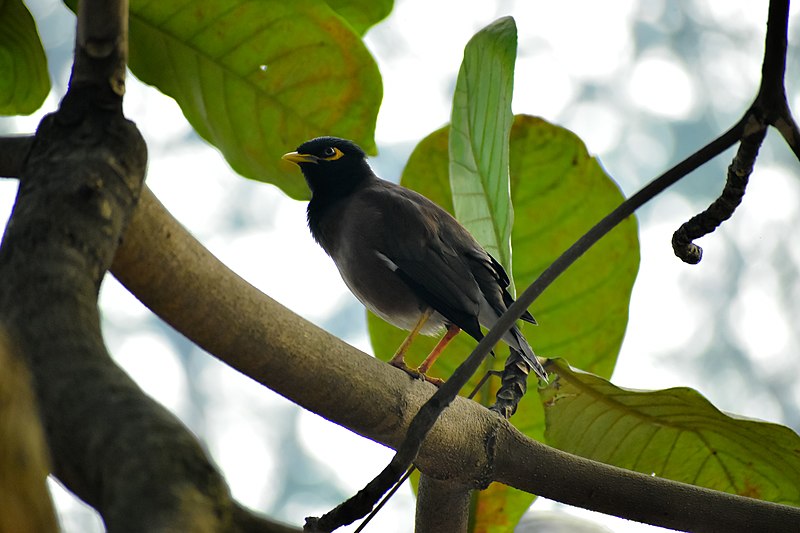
542 359 800 505
126 0 382 199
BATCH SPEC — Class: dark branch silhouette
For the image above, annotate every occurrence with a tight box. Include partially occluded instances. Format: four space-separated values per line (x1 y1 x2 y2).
307 100 750 533
672 126 767 263
673 0 796 263
0 1 298 531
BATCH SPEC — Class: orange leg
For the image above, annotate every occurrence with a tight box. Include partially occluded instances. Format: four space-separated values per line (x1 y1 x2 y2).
418 324 460 374
388 307 433 368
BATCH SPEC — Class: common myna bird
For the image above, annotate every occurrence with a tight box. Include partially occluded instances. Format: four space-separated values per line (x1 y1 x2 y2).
282 136 547 384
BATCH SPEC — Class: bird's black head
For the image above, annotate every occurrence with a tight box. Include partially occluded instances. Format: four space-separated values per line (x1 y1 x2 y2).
282 137 373 200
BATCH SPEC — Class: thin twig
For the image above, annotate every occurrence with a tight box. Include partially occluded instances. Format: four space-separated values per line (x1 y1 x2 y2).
774 114 800 160
672 125 767 263
672 0 794 263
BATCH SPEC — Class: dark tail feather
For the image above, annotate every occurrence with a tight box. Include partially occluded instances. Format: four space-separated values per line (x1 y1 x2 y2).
509 328 547 382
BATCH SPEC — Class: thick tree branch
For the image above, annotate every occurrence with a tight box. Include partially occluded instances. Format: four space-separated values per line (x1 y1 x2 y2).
415 476 470 533
110 187 800 532
0 2 297 531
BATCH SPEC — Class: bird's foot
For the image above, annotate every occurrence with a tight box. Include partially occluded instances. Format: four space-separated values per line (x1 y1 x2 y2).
422 374 445 387
389 360 445 387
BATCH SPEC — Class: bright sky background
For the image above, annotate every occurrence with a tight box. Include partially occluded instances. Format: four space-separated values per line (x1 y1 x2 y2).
3 1 800 532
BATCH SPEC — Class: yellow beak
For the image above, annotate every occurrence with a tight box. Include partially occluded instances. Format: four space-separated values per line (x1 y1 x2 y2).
282 151 318 165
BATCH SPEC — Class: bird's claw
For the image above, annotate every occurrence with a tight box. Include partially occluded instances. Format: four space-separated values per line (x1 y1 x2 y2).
389 360 445 387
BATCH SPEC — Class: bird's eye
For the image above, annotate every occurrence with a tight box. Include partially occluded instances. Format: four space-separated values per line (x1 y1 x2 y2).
320 146 345 161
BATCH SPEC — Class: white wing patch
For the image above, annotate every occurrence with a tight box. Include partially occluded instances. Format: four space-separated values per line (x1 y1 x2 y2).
375 251 398 271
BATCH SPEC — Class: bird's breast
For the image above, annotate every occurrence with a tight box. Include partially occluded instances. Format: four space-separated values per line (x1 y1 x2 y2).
310 184 447 335
332 245 446 335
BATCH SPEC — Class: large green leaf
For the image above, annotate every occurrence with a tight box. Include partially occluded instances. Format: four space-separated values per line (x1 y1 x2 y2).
541 359 800 505
368 114 639 531
449 16 516 275
122 0 382 199
508 116 639 378
0 0 50 115
371 115 638 387
324 0 393 36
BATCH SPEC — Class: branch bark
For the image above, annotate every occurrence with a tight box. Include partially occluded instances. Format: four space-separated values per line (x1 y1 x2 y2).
415 476 471 533
109 186 800 532
0 1 298 531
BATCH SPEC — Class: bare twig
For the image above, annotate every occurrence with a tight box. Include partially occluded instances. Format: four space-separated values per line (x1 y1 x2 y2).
673 0 796 263
673 125 767 263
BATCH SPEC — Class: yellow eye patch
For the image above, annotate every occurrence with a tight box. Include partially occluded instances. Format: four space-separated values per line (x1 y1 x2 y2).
321 146 345 161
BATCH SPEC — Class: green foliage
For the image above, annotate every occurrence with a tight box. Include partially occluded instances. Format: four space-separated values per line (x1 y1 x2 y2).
542 359 800 505
508 116 640 378
449 16 516 280
0 0 50 115
122 0 383 199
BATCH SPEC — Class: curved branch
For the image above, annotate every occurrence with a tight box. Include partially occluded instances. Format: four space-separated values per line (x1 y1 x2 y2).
672 0 800 262
0 1 297 531
111 186 800 532
672 124 767 263
774 113 800 160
